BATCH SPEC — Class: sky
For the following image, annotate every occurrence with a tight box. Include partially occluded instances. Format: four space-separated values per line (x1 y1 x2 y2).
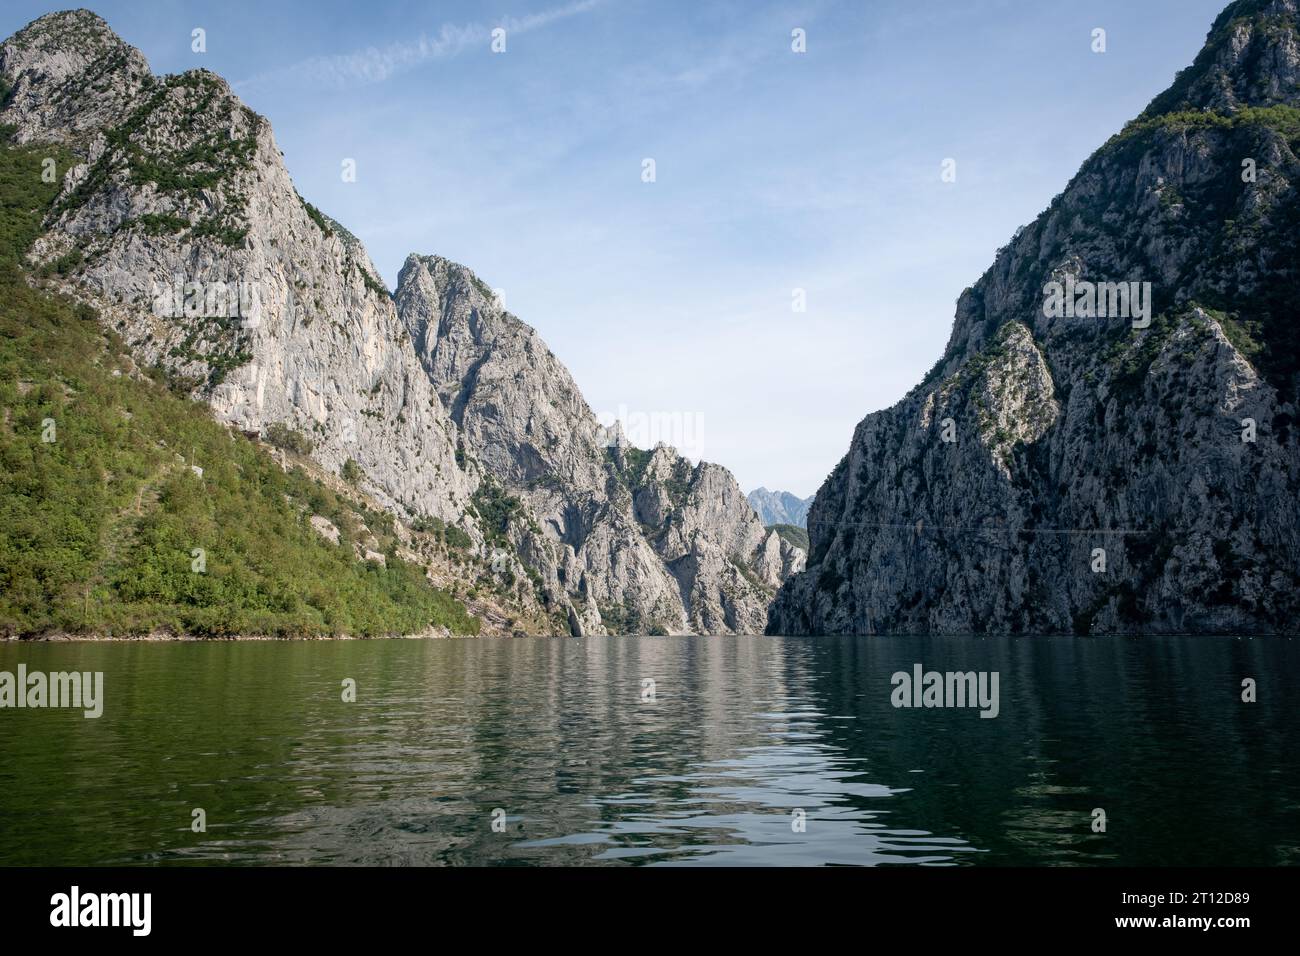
2 0 1230 496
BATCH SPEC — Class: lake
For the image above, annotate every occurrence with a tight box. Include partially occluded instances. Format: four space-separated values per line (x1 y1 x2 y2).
0 635 1296 866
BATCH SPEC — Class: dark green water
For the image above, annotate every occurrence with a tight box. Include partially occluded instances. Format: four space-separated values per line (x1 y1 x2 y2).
0 635 1296 866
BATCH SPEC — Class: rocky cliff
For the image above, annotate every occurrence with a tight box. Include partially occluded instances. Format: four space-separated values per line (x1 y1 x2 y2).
2 11 472 526
771 0 1300 636
1 9 801 635
396 254 804 634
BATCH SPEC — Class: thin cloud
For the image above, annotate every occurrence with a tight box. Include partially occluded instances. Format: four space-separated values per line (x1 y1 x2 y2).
236 0 602 92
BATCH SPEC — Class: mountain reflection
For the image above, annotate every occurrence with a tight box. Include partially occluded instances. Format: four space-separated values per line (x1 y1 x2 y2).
0 636 1296 866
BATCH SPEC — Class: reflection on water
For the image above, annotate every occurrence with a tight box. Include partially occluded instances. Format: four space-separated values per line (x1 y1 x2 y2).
0 635 1296 866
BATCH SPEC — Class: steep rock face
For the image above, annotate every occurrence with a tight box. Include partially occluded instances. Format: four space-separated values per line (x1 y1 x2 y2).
771 0 1300 636
396 254 804 634
2 12 474 526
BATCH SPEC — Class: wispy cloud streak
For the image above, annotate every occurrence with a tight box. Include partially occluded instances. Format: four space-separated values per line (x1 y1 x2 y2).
236 0 601 92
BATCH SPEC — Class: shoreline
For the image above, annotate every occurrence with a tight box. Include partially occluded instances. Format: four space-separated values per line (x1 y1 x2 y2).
2 630 1286 642
2 626 465 643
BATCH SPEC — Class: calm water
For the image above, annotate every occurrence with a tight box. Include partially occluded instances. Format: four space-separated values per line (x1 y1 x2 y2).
0 635 1296 866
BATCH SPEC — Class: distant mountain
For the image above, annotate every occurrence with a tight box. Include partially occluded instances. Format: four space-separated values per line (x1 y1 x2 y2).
771 0 1300 636
747 488 813 527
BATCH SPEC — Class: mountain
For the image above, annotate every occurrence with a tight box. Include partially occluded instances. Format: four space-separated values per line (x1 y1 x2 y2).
0 130 481 638
746 488 813 527
0 9 802 637
395 254 805 634
771 0 1300 636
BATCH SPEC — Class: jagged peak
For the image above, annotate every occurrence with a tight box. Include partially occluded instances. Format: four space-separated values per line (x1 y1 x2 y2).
1 8 151 144
4 9 120 50
1 8 143 79
398 252 498 307
1139 0 1300 118
396 252 548 350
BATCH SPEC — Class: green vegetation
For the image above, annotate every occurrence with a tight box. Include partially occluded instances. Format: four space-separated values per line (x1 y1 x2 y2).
730 555 768 593
1114 104 1300 147
1104 312 1175 402
0 141 73 259
5 9 117 55
263 422 314 456
444 523 474 550
361 268 389 300
1205 306 1265 363
131 212 190 236
186 214 248 248
660 459 693 504
340 458 363 485
611 445 651 487
322 212 359 247
598 598 644 635
470 477 523 551
768 523 809 551
467 478 549 604
0 136 477 638
125 74 259 191
298 193 334 237
411 514 474 552
36 246 83 278
164 312 253 389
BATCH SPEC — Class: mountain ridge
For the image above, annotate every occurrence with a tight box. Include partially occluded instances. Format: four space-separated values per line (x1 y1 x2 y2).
0 8 802 637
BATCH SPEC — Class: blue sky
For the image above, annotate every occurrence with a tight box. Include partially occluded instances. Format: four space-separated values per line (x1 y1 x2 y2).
3 0 1229 496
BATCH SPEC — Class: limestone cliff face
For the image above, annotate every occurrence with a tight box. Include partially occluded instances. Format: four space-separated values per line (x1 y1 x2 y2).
2 10 802 635
2 12 472 527
396 255 804 634
771 0 1300 636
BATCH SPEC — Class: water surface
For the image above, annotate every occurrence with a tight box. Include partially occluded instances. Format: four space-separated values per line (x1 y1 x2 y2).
0 635 1296 866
